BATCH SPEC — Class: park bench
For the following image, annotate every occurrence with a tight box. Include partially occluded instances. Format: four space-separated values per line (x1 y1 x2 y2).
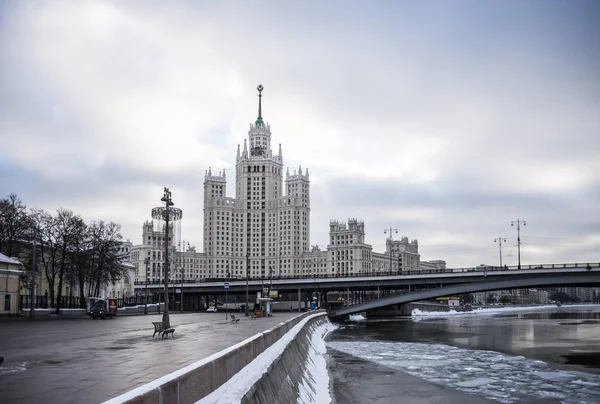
230 314 240 324
152 321 175 339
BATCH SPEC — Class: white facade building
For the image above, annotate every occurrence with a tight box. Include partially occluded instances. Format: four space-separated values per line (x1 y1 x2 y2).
129 86 421 285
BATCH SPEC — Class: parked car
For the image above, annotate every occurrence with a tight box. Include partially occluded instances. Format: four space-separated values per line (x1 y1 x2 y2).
206 306 218 313
91 300 113 319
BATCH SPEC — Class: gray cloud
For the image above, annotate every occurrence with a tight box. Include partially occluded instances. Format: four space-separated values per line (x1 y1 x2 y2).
1 1 598 267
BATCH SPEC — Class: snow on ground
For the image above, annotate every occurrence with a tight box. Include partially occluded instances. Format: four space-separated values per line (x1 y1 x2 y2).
327 340 600 403
198 315 336 404
412 304 599 318
0 362 27 376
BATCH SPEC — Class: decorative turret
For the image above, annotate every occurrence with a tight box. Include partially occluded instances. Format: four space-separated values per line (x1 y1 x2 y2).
255 84 264 127
236 144 240 161
247 85 272 159
286 165 310 182
204 167 227 183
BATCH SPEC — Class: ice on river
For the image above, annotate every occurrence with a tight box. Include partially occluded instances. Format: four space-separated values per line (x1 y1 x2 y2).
327 341 600 403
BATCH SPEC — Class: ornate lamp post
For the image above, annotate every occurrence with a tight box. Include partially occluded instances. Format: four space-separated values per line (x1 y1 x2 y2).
384 227 398 275
160 188 174 326
511 220 526 269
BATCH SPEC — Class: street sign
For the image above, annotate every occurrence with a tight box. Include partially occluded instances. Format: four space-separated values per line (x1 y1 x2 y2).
263 287 269 294
224 282 230 290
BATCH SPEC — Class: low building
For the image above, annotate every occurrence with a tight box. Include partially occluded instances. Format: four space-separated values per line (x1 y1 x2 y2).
0 253 24 315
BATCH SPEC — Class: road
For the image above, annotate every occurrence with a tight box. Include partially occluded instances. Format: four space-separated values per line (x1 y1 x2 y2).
0 311 300 404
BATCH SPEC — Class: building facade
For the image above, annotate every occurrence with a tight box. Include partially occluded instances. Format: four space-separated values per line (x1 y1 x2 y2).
0 253 24 315
129 86 421 286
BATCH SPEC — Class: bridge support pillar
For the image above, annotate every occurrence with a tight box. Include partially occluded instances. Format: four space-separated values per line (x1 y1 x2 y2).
298 288 301 312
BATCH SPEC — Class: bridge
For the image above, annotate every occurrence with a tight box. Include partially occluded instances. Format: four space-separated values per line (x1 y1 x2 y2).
329 266 600 318
134 263 599 310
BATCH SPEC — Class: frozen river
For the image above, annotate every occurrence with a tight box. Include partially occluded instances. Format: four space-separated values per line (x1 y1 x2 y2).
327 305 600 403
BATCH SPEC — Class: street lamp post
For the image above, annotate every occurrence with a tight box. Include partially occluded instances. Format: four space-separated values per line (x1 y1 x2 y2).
269 266 273 293
161 188 174 327
225 268 230 321
245 252 250 317
494 237 506 269
144 257 150 315
180 267 184 313
384 227 398 275
511 220 526 269
29 228 37 320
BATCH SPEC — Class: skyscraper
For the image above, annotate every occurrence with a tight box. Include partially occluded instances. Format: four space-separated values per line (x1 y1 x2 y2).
129 85 420 289
203 85 310 279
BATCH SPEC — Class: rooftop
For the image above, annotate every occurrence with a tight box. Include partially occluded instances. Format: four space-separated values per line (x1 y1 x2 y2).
0 253 22 266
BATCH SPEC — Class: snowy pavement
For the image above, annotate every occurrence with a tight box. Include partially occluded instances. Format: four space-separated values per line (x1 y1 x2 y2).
0 311 301 403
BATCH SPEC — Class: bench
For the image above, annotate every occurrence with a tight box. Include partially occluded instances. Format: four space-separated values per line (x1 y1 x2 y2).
152 321 175 339
230 314 240 324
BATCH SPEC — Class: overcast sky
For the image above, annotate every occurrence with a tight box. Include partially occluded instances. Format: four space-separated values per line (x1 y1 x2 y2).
1 1 599 268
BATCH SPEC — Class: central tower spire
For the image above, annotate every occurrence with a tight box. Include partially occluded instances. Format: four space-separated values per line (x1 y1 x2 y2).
255 84 264 127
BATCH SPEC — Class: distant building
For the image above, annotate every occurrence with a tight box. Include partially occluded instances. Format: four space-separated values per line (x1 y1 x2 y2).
0 253 24 314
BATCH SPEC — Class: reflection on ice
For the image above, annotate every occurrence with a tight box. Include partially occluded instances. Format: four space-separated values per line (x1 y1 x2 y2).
327 341 600 403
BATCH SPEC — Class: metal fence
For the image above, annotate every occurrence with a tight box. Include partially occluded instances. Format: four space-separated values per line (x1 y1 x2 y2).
19 295 161 310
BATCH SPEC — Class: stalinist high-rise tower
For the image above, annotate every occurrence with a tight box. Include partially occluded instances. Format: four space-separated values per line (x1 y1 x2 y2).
129 86 421 289
203 85 310 279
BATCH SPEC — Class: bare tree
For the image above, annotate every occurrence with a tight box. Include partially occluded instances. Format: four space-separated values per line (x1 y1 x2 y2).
36 210 61 307
87 221 124 297
0 193 32 257
68 218 90 308
54 209 85 314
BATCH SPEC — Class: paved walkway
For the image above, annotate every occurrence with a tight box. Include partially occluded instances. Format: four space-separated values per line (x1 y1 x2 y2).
0 311 301 403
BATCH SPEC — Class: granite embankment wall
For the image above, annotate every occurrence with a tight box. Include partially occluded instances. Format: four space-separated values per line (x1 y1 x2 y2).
242 314 329 403
104 310 328 404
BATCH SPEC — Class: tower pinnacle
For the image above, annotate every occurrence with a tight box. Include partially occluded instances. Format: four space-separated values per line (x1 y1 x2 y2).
255 84 264 127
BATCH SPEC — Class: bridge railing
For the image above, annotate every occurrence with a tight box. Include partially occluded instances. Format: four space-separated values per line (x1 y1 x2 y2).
132 262 599 286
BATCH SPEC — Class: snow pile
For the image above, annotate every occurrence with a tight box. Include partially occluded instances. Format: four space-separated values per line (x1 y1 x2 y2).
412 304 597 318
198 314 335 404
348 314 367 321
298 322 337 404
